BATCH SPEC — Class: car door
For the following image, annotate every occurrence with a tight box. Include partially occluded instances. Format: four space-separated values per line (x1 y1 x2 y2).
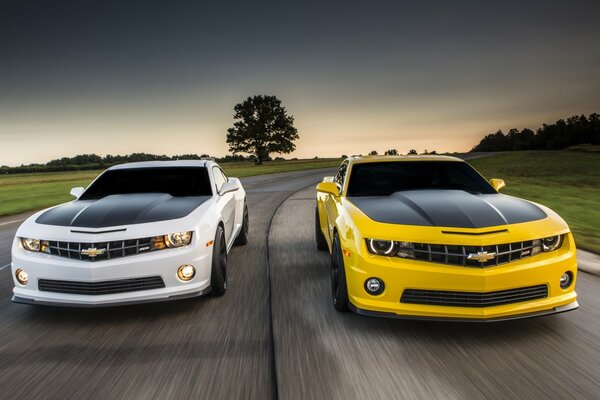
324 160 349 243
213 167 237 246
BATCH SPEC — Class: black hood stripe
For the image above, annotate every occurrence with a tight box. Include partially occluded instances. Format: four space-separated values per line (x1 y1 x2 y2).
348 190 546 229
36 193 211 228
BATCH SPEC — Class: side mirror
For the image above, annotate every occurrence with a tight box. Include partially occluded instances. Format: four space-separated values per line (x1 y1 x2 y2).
316 181 340 197
70 187 85 199
489 178 506 192
220 178 240 195
322 176 335 183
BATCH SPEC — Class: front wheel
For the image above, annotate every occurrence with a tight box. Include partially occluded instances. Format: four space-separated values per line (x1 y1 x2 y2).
331 233 349 312
234 203 249 246
315 206 328 251
210 225 228 296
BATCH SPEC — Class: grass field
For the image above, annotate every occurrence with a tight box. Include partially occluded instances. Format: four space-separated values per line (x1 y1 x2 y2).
1 152 598 253
470 151 600 253
0 159 342 217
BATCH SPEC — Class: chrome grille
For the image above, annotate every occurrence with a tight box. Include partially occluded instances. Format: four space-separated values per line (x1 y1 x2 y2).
401 285 548 307
38 276 165 295
412 240 542 268
44 237 155 262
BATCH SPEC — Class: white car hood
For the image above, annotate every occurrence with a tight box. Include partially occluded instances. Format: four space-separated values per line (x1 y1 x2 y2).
16 196 217 243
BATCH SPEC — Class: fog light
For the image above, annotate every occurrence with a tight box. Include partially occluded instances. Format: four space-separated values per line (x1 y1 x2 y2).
177 264 196 281
560 271 573 289
15 269 28 285
364 277 384 295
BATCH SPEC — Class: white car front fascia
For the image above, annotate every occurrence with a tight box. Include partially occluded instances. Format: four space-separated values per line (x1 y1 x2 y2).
11 197 222 306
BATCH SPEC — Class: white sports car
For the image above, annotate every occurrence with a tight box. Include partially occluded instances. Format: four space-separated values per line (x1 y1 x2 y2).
11 160 249 306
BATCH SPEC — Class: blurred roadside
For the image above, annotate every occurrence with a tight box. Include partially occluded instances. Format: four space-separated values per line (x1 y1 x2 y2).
578 250 600 275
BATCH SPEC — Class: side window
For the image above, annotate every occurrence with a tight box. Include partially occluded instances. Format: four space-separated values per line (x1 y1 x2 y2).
334 161 349 192
212 167 227 194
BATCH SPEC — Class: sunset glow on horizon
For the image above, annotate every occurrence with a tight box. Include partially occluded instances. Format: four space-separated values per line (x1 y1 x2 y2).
1 1 599 166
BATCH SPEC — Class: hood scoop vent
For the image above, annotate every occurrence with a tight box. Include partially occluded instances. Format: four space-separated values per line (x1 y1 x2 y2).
70 228 127 234
441 229 508 236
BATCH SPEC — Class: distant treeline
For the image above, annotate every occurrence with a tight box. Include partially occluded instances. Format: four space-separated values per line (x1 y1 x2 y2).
0 153 255 174
471 113 600 152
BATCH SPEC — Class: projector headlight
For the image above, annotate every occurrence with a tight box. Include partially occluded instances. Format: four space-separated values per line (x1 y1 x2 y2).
164 231 193 248
542 235 562 252
366 239 414 259
21 238 41 252
367 239 395 255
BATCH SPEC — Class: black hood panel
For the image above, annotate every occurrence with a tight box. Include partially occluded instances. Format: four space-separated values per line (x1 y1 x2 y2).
36 193 211 228
348 190 546 228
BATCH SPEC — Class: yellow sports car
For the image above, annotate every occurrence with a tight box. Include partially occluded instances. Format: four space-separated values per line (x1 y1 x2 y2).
316 155 578 321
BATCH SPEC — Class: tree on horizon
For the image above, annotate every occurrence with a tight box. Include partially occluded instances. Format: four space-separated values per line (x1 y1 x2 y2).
471 113 599 151
226 95 299 164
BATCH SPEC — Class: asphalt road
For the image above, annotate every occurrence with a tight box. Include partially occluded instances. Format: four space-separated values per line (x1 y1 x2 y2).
1 166 599 399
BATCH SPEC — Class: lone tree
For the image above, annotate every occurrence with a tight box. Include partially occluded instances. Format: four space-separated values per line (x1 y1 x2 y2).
226 95 299 164
384 149 398 155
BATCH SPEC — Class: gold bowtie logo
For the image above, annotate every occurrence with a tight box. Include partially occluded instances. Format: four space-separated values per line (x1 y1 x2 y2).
81 247 106 258
467 251 496 263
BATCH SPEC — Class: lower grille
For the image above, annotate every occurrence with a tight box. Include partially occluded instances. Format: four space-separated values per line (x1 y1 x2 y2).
38 276 165 295
400 284 548 308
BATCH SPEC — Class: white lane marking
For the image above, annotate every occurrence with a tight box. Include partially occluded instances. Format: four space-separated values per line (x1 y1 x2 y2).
0 264 10 271
0 218 25 227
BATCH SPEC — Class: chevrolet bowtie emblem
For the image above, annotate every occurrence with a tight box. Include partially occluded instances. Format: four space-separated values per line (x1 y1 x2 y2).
81 247 106 258
467 251 496 263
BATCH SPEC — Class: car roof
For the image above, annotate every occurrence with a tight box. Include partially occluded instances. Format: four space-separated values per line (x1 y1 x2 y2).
347 155 464 164
108 160 212 170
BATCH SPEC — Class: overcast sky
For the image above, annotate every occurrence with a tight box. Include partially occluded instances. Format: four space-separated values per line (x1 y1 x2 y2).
1 0 599 165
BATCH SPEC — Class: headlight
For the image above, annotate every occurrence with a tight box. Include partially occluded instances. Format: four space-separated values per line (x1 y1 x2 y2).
367 239 395 255
366 239 414 258
21 238 41 252
164 231 193 248
542 235 562 252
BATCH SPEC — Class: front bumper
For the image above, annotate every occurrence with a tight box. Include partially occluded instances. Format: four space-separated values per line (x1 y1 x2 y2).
344 236 578 321
11 243 213 307
349 300 579 322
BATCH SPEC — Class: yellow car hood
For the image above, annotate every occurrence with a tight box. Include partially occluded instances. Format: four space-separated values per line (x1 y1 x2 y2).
343 193 569 246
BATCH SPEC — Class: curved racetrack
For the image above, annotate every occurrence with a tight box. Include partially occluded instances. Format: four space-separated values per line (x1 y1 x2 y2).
1 168 599 399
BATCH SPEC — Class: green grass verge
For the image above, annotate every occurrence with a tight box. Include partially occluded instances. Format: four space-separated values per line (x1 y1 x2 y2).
0 159 341 218
469 151 600 253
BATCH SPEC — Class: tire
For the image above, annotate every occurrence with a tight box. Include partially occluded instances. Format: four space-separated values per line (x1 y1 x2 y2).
234 203 249 246
210 225 228 296
315 206 328 251
331 233 349 312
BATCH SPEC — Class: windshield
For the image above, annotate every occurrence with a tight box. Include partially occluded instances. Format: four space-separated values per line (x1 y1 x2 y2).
80 167 213 200
346 161 496 197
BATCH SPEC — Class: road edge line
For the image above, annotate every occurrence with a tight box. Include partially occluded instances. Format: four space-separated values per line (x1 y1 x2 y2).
578 249 600 276
0 218 25 227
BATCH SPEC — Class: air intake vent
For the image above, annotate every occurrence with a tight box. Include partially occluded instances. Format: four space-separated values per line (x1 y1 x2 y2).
38 276 165 295
401 285 548 307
